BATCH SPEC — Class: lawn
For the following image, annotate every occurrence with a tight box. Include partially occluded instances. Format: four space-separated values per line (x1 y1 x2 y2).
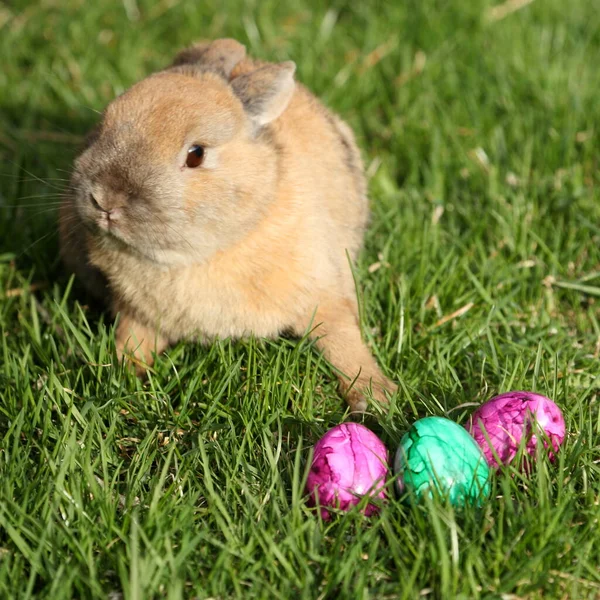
1 0 599 598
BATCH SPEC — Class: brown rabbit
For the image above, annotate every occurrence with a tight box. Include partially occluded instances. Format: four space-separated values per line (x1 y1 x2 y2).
59 38 396 412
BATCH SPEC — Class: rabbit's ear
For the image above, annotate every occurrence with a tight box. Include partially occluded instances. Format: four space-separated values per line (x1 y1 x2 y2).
231 61 296 126
171 38 246 78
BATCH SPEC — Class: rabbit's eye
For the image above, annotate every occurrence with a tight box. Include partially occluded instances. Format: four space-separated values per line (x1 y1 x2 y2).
186 145 205 168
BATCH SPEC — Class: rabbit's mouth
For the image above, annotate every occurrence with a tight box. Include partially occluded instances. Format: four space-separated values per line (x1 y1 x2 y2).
96 207 122 234
92 213 132 249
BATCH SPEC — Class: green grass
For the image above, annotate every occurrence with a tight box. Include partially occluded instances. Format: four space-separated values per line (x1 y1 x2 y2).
1 0 600 597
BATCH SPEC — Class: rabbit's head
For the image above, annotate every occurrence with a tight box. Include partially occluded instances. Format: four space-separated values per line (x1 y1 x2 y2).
71 39 296 266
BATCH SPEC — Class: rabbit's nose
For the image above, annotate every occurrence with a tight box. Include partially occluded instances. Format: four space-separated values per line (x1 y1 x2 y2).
96 204 123 231
90 191 123 224
106 207 122 222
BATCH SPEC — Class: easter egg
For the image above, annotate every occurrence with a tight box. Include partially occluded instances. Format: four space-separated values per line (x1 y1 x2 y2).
307 423 388 518
465 391 566 468
394 417 491 506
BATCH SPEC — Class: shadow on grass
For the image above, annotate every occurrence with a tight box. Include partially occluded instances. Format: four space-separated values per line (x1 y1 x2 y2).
0 101 106 310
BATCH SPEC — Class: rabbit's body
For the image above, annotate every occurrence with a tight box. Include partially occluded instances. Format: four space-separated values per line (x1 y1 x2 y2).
60 39 395 411
91 200 338 341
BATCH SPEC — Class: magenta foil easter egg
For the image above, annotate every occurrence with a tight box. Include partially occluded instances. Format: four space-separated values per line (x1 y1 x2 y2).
307 423 388 518
466 391 566 468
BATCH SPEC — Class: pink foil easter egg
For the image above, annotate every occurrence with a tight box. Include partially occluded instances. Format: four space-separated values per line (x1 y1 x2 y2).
307 423 388 519
465 391 566 468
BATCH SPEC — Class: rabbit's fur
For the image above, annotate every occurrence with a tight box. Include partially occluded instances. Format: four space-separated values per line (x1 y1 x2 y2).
59 39 396 411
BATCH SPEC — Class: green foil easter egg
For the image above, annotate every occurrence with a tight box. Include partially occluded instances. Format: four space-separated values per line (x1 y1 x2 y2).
394 417 491 506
